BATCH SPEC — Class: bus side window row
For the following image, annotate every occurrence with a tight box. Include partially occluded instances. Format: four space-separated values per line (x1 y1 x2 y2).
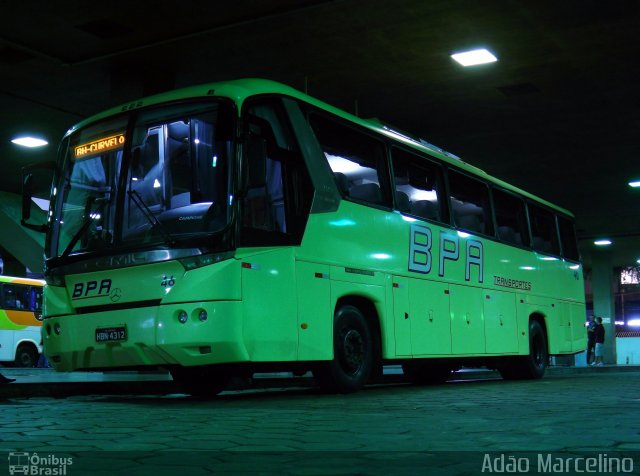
306 105 579 262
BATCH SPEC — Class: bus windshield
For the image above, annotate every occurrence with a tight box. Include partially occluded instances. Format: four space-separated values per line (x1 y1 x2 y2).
49 100 235 259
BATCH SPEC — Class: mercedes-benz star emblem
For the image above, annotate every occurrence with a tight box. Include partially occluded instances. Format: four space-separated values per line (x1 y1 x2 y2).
110 288 123 302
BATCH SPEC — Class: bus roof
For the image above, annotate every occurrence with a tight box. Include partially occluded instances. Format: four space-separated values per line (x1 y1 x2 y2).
68 78 573 217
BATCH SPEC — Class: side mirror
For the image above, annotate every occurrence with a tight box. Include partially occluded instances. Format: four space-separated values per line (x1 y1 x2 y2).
21 162 54 233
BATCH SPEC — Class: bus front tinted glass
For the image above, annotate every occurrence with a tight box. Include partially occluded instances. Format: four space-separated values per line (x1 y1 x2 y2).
51 101 234 258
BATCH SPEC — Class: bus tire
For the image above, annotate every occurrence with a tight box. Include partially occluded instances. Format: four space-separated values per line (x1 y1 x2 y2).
313 304 374 393
499 320 548 380
15 344 38 368
170 366 231 398
402 362 452 385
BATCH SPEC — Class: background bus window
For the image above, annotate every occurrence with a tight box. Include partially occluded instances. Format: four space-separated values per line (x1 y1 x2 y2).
308 114 390 208
391 147 443 222
558 215 580 261
2 284 31 310
29 286 43 312
493 188 530 247
528 203 561 255
448 170 493 236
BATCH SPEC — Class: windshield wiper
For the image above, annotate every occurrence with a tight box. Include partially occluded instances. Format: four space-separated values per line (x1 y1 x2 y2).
61 196 108 259
127 190 177 246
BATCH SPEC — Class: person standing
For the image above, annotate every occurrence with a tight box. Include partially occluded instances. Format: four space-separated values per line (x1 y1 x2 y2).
593 316 605 367
586 315 596 365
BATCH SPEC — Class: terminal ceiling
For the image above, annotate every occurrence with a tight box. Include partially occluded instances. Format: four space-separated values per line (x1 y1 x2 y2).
1 0 638 268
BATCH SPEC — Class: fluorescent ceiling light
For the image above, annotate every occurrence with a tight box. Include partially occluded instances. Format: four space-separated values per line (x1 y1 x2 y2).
594 239 612 246
11 136 48 148
451 48 498 67
629 180 640 188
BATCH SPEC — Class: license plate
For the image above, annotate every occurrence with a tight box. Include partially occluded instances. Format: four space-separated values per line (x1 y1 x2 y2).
95 326 127 343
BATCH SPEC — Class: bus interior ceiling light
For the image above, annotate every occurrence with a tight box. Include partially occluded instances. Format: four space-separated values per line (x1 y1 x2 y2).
451 48 498 67
11 136 48 148
629 180 640 188
594 239 612 246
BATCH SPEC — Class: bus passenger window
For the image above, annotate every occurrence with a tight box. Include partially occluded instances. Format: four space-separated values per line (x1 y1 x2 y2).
493 188 530 247
528 204 560 255
308 114 390 208
391 147 443 222
557 215 579 261
240 99 313 246
448 170 493 236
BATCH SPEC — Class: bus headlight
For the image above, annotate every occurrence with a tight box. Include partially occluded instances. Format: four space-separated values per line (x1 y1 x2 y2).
54 323 61 335
198 310 208 322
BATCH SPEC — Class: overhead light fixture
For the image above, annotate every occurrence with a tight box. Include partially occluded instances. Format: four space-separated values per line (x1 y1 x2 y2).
629 180 640 188
594 239 612 246
451 48 498 67
11 136 48 148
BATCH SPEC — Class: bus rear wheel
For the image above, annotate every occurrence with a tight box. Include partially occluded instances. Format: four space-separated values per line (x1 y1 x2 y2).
499 320 548 380
313 304 374 393
170 366 231 397
15 344 38 368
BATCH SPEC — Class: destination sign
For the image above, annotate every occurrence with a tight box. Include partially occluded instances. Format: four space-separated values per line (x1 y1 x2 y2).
75 134 125 158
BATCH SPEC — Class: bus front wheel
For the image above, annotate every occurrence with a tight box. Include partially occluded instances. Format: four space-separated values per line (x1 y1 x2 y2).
15 344 38 368
499 320 548 380
313 304 374 393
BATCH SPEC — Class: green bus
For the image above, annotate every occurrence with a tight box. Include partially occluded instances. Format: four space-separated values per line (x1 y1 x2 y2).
22 79 586 395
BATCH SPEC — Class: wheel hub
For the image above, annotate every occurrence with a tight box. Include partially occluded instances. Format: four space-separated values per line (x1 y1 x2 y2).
341 328 364 374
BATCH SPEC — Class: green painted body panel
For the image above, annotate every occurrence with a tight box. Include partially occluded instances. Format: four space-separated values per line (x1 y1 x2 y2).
44 195 585 371
296 202 585 360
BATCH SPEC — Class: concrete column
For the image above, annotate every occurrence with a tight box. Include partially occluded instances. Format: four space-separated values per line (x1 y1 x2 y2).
591 250 616 364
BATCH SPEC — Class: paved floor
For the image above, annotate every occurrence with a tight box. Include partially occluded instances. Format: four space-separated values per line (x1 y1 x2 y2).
0 369 638 475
